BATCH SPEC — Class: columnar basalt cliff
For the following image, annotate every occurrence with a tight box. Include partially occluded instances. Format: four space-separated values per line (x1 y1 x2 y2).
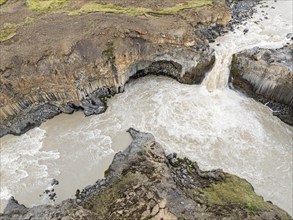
1 129 291 220
230 44 293 125
0 0 247 137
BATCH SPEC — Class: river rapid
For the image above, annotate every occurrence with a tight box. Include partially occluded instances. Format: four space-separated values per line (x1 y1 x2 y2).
1 0 292 216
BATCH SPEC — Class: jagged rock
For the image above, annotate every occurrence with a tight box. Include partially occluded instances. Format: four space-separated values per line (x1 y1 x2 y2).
1 129 291 219
3 197 28 216
230 44 293 125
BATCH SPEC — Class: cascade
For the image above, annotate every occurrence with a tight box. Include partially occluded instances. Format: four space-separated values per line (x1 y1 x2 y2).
202 1 292 91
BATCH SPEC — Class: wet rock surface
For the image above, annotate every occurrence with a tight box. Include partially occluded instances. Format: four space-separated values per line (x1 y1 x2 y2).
230 44 293 125
1 129 291 220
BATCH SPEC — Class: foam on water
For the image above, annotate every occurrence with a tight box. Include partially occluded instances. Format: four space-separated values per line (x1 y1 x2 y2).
0 128 60 208
0 0 292 216
1 83 292 213
106 76 293 214
0 114 117 211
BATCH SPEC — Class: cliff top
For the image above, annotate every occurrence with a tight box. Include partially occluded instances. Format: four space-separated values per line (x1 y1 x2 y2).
0 0 218 43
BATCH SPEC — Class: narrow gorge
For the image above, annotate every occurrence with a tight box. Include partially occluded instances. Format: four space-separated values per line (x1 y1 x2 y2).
0 0 292 219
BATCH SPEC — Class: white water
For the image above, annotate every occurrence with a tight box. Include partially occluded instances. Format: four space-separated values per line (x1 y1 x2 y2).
203 0 292 90
1 0 292 216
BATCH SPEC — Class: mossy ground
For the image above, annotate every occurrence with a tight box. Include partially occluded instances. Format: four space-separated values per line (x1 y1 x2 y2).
82 172 146 217
26 0 68 12
200 175 290 218
0 0 212 42
102 41 115 61
202 176 271 210
0 0 8 6
0 17 35 42
69 0 212 16
0 23 18 42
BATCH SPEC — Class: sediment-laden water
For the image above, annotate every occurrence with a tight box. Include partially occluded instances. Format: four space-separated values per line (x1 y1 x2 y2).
1 0 292 215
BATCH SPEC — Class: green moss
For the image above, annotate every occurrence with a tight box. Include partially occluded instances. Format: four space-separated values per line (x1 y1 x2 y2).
83 172 146 216
69 3 151 16
246 202 258 215
69 0 212 16
0 23 19 42
157 0 212 14
0 17 37 42
104 167 110 177
0 0 8 6
202 176 271 209
201 175 290 218
102 48 114 59
102 42 114 60
27 0 68 12
24 16 35 24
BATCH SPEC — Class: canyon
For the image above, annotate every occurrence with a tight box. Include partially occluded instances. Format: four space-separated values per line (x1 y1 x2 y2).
0 0 292 219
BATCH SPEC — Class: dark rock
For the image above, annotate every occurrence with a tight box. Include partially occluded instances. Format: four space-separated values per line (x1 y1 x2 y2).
228 0 261 26
49 193 56 201
230 44 293 125
51 179 59 186
286 33 293 39
3 197 28 216
0 103 61 137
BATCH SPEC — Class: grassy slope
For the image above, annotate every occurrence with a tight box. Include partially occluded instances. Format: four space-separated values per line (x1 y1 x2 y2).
201 175 290 218
0 0 7 6
26 0 68 12
0 0 211 42
69 0 212 16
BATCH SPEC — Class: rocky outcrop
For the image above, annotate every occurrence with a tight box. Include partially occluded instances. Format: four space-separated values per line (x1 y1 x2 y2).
1 0 263 137
0 0 233 137
0 0 264 136
230 44 293 125
1 129 291 219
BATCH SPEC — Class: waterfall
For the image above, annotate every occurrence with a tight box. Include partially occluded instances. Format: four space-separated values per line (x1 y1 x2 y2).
201 0 292 91
202 49 232 91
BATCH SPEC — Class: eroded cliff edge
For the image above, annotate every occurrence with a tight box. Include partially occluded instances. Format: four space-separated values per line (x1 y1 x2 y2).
1 129 291 220
230 44 293 125
0 0 262 136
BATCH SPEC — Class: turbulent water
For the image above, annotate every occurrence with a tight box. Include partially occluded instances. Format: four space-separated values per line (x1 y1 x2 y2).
1 0 293 216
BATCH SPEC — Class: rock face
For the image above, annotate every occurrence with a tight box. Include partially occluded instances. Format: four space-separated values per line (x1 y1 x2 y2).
0 0 264 136
0 0 235 137
230 44 293 125
1 129 291 220
0 0 262 137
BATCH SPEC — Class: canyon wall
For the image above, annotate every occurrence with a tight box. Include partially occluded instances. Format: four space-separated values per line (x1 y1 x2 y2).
0 0 233 136
230 44 293 125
